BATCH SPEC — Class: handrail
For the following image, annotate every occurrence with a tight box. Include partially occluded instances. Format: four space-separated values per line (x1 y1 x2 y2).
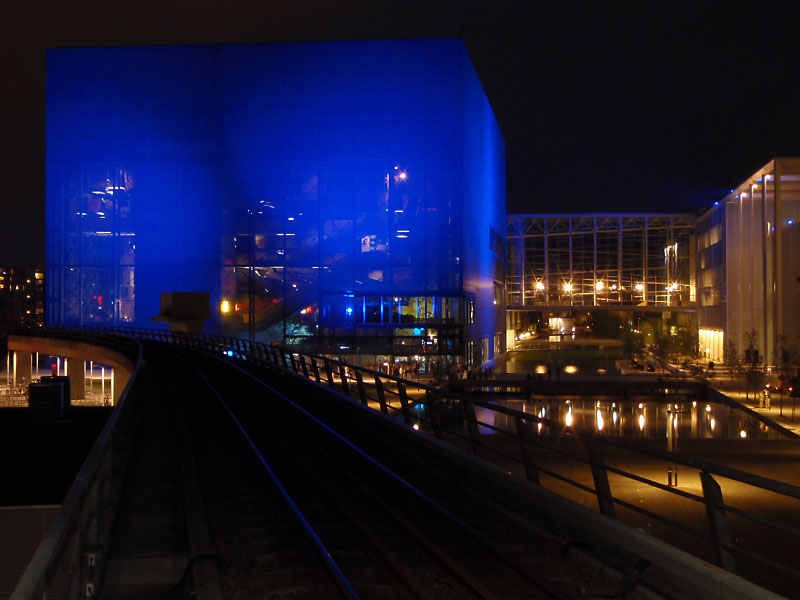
36 325 800 596
8 326 144 600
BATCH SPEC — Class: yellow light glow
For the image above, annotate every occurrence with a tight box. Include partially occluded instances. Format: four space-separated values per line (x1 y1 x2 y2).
710 418 716 431
564 365 578 374
413 423 419 431
596 410 604 431
740 430 747 438
221 300 230 313
565 411 573 427
638 414 645 430
535 281 545 291
563 282 573 292
634 283 644 292
595 280 604 291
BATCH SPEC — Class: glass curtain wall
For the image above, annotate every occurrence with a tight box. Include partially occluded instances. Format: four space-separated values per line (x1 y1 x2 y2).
46 165 135 326
505 214 695 308
47 40 505 367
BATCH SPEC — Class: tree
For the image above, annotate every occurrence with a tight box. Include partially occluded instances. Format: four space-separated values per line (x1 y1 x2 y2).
674 329 699 361
725 338 740 384
651 325 670 366
621 326 644 362
773 335 800 415
743 329 764 400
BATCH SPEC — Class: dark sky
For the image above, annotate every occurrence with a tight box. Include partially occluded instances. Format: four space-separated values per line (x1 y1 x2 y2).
2 0 799 266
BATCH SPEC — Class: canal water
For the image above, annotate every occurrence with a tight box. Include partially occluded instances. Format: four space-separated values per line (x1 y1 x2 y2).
477 349 791 441
474 396 784 440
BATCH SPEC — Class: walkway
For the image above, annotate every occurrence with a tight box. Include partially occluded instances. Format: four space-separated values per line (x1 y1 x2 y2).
677 364 800 437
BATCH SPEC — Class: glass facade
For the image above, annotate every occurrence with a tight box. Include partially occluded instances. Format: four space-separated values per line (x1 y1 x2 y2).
46 40 506 365
506 214 695 308
696 158 800 364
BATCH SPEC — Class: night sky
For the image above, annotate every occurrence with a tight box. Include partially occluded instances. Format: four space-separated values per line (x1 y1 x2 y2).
2 0 799 266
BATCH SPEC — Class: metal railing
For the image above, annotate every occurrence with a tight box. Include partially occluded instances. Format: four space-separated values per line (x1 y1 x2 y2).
11 325 800 596
6 327 144 600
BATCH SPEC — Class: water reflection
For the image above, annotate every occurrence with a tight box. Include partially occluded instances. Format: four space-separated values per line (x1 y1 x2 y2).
474 396 786 440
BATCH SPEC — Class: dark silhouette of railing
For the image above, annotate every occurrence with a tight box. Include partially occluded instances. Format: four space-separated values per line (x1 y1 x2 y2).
7 325 800 598
7 327 144 600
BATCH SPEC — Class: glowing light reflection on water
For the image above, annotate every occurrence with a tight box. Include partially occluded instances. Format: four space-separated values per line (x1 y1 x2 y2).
474 396 785 440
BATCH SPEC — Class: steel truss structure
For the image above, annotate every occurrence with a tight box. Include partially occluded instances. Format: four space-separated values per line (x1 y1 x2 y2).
506 214 695 308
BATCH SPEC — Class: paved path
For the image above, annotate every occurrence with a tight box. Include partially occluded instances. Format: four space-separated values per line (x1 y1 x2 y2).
676 365 800 437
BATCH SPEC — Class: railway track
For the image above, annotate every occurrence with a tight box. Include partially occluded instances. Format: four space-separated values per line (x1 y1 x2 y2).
151 342 641 599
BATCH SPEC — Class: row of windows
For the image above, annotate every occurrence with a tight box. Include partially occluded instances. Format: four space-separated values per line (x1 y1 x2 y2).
320 295 467 326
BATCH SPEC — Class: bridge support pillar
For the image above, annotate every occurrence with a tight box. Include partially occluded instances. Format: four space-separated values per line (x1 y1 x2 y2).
13 351 32 384
113 368 129 406
67 358 85 401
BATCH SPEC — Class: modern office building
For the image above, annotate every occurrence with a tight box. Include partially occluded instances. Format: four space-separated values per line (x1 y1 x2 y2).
46 40 506 369
696 158 800 364
505 214 696 343
0 267 45 327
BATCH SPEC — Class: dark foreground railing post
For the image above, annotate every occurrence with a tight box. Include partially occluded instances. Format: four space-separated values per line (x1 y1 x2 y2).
311 358 322 383
280 351 290 370
425 392 445 440
374 376 389 414
397 382 412 426
324 360 336 389
463 401 481 455
354 370 368 406
299 355 310 379
584 437 616 518
700 470 736 572
338 363 350 396
289 353 299 373
514 416 540 484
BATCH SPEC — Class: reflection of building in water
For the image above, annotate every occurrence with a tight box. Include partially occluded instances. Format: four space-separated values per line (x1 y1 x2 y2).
46 40 506 369
485 397 789 440
696 158 800 365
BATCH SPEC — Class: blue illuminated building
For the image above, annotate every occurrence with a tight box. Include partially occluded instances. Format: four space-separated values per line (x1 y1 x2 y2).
46 40 506 369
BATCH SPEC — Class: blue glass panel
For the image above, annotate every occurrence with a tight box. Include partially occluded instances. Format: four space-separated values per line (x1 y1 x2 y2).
47 39 505 359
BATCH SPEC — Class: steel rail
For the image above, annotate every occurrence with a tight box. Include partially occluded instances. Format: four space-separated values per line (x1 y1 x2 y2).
161 346 361 600
33 325 800 593
170 342 572 599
